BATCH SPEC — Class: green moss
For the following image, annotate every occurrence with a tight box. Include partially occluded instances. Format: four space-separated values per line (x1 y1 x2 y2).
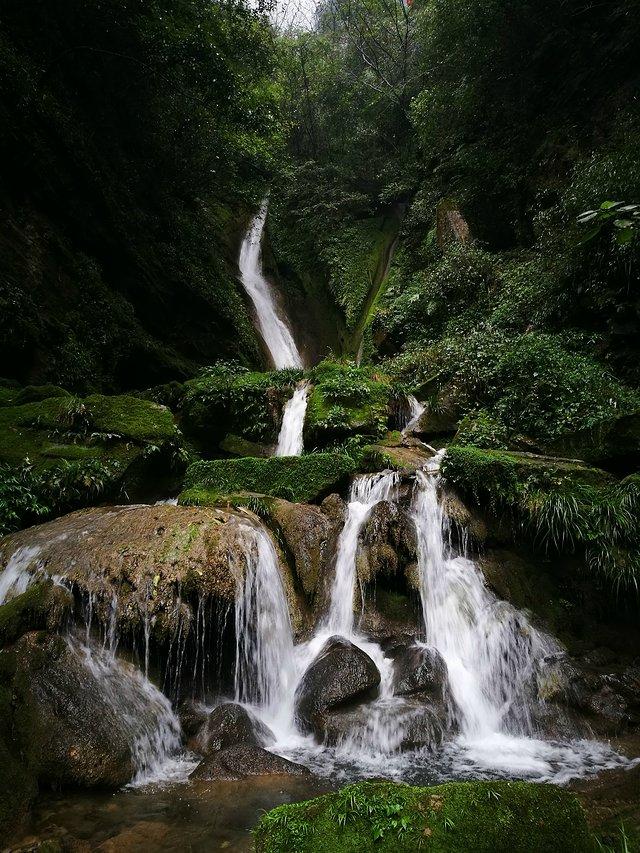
254 780 595 852
219 433 271 458
0 392 186 533
443 446 640 590
184 453 356 503
305 360 392 447
83 394 178 442
13 386 71 406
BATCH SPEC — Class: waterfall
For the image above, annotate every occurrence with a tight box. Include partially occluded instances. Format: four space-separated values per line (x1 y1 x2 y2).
410 452 630 779
239 199 303 370
0 545 42 605
402 395 425 434
324 471 400 635
275 381 309 457
412 453 556 739
232 520 298 737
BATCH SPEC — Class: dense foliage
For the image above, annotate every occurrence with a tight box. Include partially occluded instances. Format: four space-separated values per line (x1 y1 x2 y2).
0 0 281 390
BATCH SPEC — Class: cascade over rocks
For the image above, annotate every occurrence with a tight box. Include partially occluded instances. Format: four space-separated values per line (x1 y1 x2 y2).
294 636 381 736
193 702 273 755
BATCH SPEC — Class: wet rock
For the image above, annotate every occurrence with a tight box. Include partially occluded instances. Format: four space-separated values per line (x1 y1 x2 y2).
359 591 421 646
267 499 339 598
177 698 210 739
194 702 273 755
396 706 446 751
9 632 137 788
96 820 171 851
414 408 458 438
190 744 309 781
393 645 448 699
294 637 381 735
440 489 488 545
357 502 416 585
0 504 302 644
321 701 445 752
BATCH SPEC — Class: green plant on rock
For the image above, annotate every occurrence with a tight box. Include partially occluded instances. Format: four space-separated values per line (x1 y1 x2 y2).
443 446 640 592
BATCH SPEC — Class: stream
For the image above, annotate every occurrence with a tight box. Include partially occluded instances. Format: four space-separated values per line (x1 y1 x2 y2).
4 206 638 851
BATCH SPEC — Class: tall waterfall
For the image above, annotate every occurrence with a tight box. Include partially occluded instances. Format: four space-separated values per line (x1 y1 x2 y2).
239 199 303 370
275 381 309 457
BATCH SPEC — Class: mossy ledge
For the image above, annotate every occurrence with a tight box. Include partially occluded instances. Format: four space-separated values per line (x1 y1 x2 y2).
182 453 356 504
253 780 595 853
442 446 640 590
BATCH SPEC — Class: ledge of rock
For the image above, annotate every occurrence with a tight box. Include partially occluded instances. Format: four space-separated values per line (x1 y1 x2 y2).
0 504 302 641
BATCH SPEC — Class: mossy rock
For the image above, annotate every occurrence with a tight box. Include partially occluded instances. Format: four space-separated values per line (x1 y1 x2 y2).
0 393 180 467
547 411 640 467
183 453 356 504
13 385 71 406
180 367 301 450
254 780 595 852
219 433 271 458
304 361 392 447
442 446 640 591
0 393 186 533
0 582 72 649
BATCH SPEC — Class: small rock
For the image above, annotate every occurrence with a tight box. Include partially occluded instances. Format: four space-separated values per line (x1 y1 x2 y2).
190 745 309 781
194 702 273 755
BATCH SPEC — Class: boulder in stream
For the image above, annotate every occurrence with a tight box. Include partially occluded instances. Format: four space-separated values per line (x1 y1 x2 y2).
3 632 137 789
393 645 449 699
294 636 381 736
193 702 274 755
190 745 309 781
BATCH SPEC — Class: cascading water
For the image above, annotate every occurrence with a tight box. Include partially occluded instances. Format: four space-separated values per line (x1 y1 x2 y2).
275 381 309 457
411 451 632 780
0 544 42 605
73 636 195 785
239 199 303 370
324 471 399 636
402 394 425 434
231 520 299 740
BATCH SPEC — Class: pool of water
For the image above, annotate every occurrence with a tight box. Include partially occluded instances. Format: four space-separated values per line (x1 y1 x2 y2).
10 776 332 852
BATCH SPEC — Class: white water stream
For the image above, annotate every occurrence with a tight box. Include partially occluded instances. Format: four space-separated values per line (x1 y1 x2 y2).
275 381 309 456
239 199 303 369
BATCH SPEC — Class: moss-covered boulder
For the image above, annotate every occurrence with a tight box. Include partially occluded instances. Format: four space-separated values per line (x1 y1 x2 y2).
0 391 187 534
304 361 392 447
0 582 72 648
254 780 595 852
547 410 640 467
442 446 640 590
182 453 356 504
